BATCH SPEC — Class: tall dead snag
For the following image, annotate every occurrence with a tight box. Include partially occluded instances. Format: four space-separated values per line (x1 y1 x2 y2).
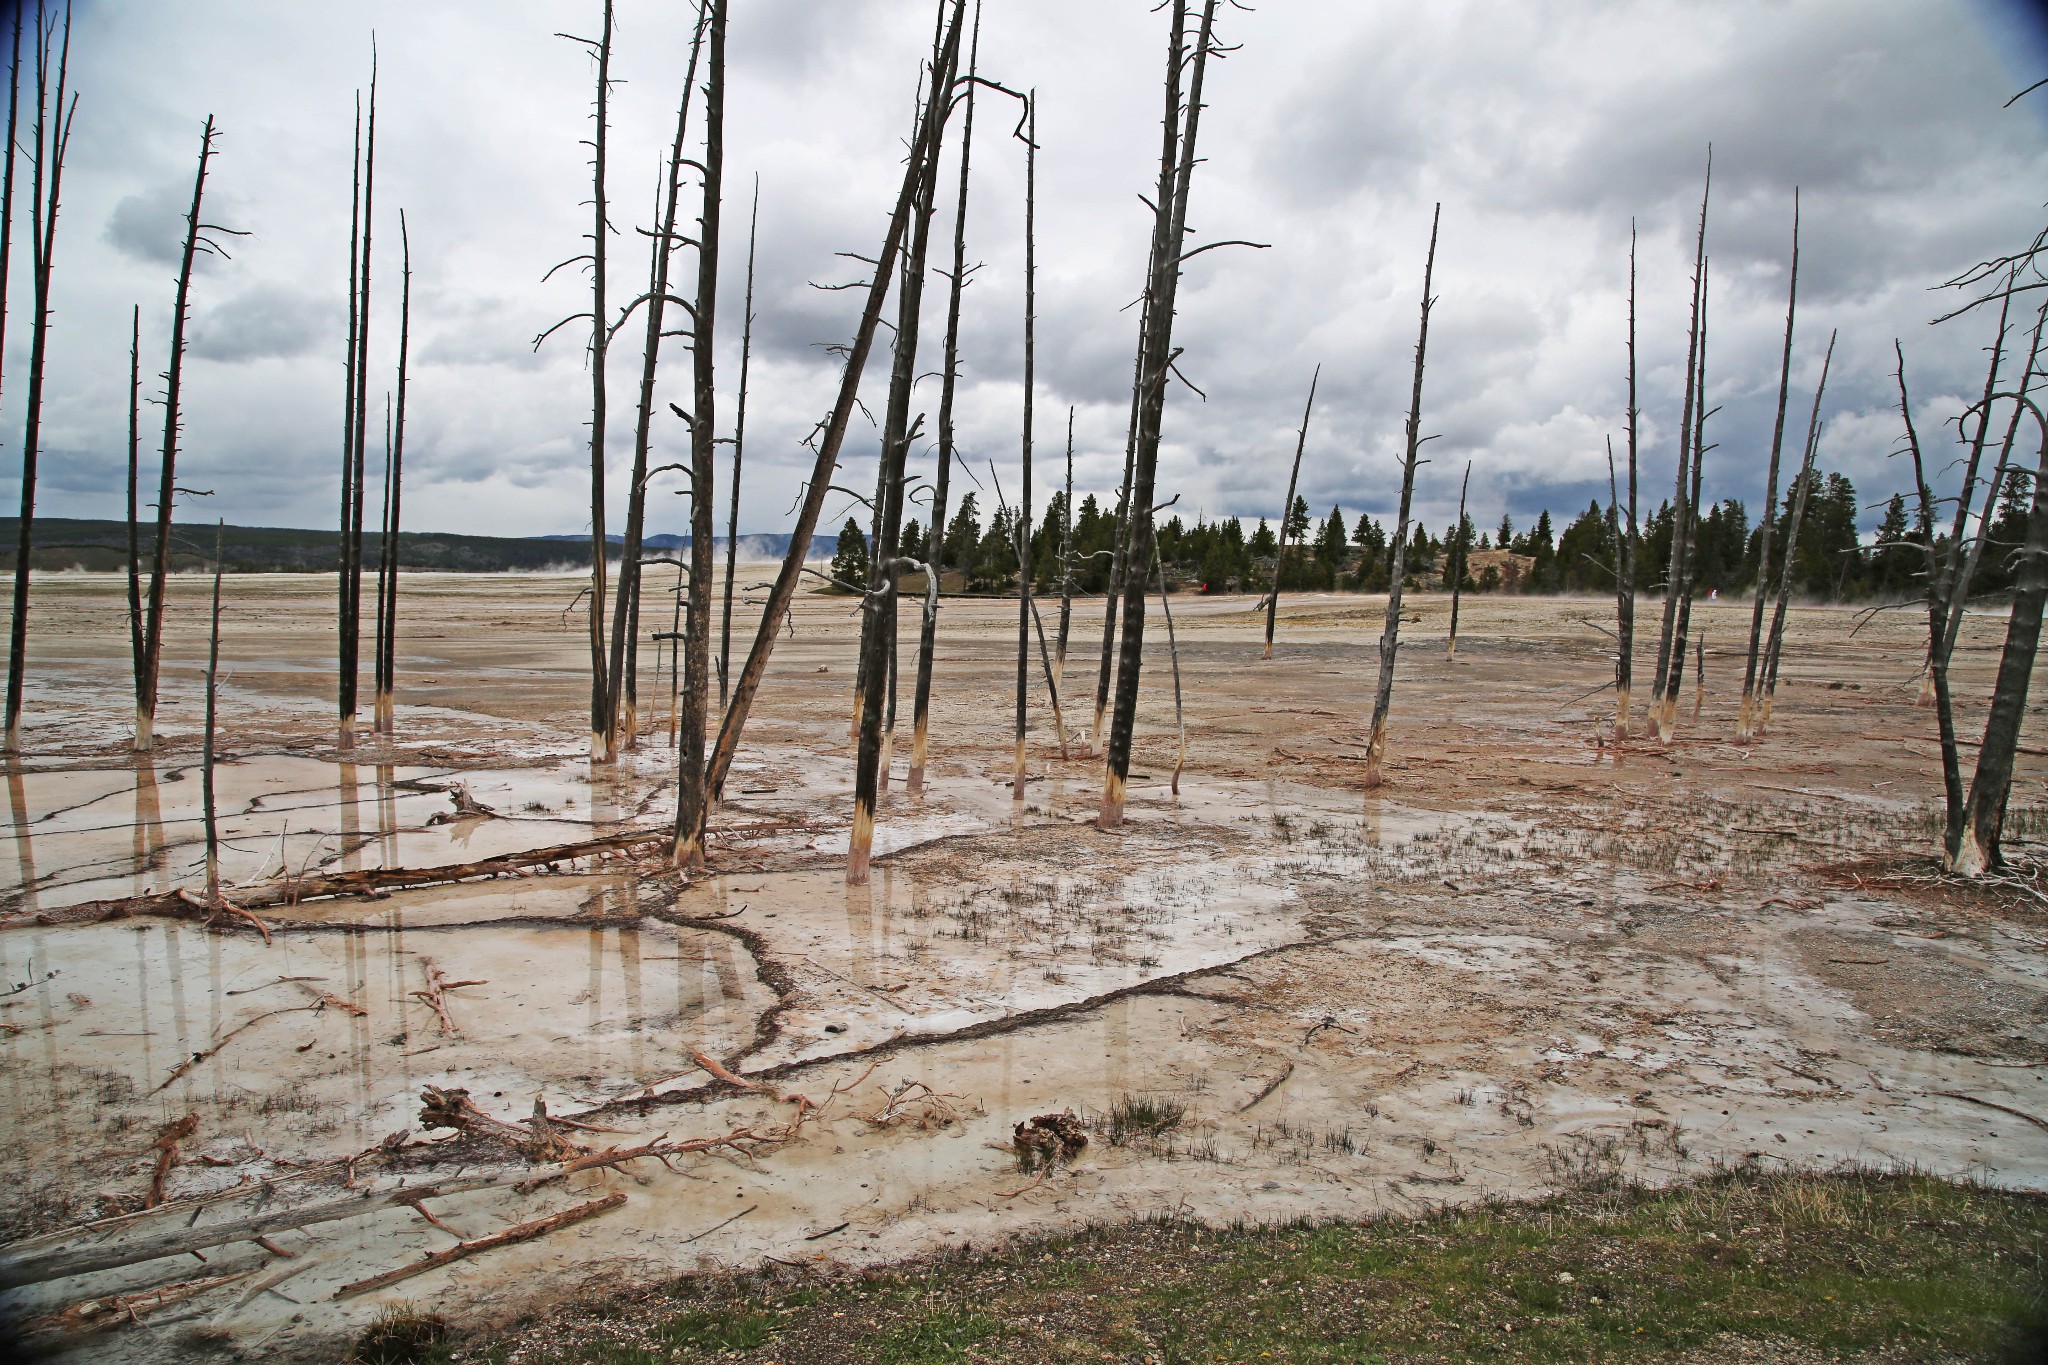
907 6 979 797
673 0 726 866
845 0 965 883
713 0 964 813
339 58 378 751
1896 344 1968 857
1054 405 1074 687
1361 203 1440 792
3 1 70 755
612 2 708 766
1091 379 1138 755
138 117 220 754
334 93 363 750
1445 459 1470 661
719 175 758 712
1955 400 2048 874
1737 194 1799 743
1262 365 1319 660
1661 258 1711 739
201 522 222 903
538 1 618 761
1012 91 1037 799
374 214 411 734
1099 0 1219 829
1649 152 1710 742
1616 229 1641 738
126 307 143 722
1760 328 1833 727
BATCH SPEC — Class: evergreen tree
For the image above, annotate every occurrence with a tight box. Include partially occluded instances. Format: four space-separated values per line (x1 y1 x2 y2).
1285 494 1312 543
1312 505 1348 587
1249 516 1277 559
828 517 869 590
943 492 982 572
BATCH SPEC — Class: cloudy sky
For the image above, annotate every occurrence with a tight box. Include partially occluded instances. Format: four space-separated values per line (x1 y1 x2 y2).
10 0 2048 545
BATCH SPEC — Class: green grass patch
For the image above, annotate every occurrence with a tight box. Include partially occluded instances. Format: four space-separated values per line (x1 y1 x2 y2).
465 1169 2048 1363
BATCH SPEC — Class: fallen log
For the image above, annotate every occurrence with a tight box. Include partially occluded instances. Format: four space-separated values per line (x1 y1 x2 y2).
0 1171 541 1290
332 1191 626 1299
19 1271 251 1339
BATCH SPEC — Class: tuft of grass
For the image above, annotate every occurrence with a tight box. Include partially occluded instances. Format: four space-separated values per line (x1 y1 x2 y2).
349 1306 453 1365
871 1308 1000 1364
1105 1093 1188 1146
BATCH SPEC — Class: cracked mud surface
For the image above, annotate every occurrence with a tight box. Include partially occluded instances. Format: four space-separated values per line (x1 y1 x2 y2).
0 572 2045 1360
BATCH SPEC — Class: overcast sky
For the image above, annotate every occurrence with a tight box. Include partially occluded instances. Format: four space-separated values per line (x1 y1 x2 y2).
9 0 2048 545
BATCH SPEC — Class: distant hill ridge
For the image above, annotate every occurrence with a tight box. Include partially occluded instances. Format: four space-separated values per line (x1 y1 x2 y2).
0 519 808 574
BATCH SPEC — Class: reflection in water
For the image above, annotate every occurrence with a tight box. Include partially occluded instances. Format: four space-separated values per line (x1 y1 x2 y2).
338 762 360 875
9 768 37 915
134 761 164 893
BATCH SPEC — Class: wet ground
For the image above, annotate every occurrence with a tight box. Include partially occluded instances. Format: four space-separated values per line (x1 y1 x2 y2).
0 570 2044 1360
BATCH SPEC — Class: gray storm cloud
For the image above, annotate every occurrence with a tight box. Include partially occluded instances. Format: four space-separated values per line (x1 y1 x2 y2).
2 0 2041 546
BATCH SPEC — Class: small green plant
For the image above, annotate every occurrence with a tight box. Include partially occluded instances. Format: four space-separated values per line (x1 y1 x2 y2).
655 1308 774 1354
1106 1093 1187 1146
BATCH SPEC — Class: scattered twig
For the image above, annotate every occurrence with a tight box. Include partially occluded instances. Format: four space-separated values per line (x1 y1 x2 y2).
332 1192 627 1299
1236 1063 1294 1113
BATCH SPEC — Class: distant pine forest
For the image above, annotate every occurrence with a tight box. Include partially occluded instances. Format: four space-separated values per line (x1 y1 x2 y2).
825 464 2030 605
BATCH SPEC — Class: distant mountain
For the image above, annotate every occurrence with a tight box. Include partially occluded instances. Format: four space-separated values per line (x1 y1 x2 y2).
534 532 802 559
0 519 816 574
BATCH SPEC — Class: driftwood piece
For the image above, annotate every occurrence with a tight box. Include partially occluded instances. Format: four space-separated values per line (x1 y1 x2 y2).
146 1114 199 1207
409 960 485 1036
22 1271 251 1339
332 1191 626 1299
155 1004 329 1093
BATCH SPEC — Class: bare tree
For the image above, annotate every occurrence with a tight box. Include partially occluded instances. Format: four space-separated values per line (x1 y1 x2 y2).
1955 398 2048 873
1615 227 1642 739
1262 365 1319 660
339 58 378 751
538 1 619 761
1737 194 1799 742
1661 257 1712 739
845 0 966 883
908 4 979 795
719 174 758 712
710 0 965 813
3 0 71 755
1099 0 1220 829
1896 343 1968 856
1445 459 1470 661
1053 404 1074 687
374 214 411 734
1362 203 1441 791
137 117 223 755
674 0 727 866
609 1 708 768
201 522 223 903
126 306 143 713
1012 90 1037 798
1759 329 1833 728
1649 152 1710 742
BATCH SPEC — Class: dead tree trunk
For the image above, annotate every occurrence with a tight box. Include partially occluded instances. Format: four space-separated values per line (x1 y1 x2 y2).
1662 258 1711 738
1446 459 1470 661
375 213 410 734
334 93 362 753
711 0 963 811
139 115 216 756
1897 343 1967 856
555 1 614 762
373 395 392 730
1100 0 1219 829
1091 374 1139 756
1614 224 1640 739
1738 193 1799 743
1054 404 1074 687
1263 364 1319 660
1760 328 1834 727
1362 203 1440 791
674 0 726 866
3 3 70 756
610 2 707 768
126 306 143 719
719 174 757 713
908 5 979 796
1013 91 1037 798
845 0 965 883
201 522 222 903
0 11 19 743
1649 152 1710 742
341 62 378 752
1956 402 2048 874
